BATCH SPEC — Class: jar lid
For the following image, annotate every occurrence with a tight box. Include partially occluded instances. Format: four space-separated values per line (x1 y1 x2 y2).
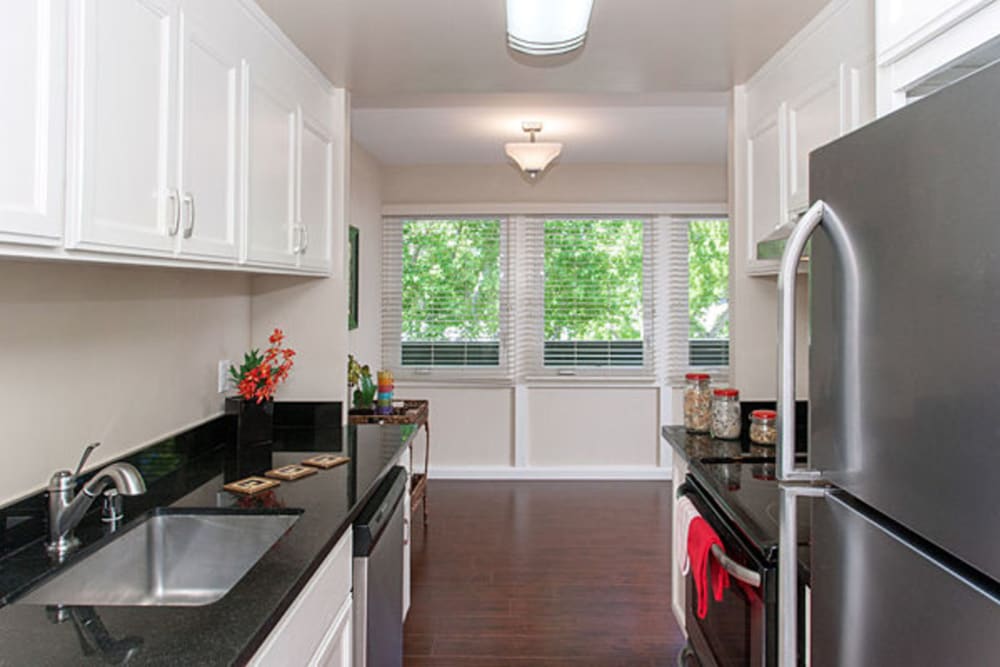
685 373 710 380
713 388 739 397
751 409 777 420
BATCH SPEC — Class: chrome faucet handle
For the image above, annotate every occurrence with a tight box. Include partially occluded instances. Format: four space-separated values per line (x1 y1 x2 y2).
73 442 101 480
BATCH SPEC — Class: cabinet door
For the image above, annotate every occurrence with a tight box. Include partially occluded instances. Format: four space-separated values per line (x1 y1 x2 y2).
787 74 843 212
297 115 334 273
746 108 786 272
309 596 352 667
70 0 178 255
0 0 66 246
175 6 240 260
244 66 297 268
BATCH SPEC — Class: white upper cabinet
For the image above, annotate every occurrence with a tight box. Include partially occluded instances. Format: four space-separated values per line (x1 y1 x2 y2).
736 0 875 275
876 0 1000 115
175 3 241 261
68 0 178 255
297 114 334 272
10 0 346 274
0 0 66 247
244 67 298 268
746 109 786 258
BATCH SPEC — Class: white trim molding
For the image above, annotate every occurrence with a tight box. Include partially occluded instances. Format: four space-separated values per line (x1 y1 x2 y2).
429 465 672 481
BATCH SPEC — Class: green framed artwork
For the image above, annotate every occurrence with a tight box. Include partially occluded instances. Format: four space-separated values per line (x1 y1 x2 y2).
348 225 359 330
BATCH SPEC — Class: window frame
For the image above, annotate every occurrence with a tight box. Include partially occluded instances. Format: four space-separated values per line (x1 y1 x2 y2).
515 215 659 379
380 210 732 386
381 216 513 380
664 215 732 385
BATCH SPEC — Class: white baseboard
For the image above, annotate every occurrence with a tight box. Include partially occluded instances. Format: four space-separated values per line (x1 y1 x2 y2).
428 465 672 481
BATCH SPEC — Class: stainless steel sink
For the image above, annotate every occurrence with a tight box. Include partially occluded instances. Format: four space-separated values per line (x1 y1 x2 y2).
18 509 301 607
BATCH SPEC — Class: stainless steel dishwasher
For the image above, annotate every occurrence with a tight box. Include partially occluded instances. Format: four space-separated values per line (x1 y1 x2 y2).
352 465 406 667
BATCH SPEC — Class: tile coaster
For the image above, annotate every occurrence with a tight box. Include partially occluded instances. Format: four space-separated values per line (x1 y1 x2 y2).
301 454 350 469
265 464 319 481
223 476 280 496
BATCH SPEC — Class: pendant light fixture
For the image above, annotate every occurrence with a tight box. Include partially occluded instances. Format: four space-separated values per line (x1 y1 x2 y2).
506 0 595 56
505 122 563 179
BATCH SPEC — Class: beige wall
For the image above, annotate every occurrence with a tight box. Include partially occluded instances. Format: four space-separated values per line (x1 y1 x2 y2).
0 261 251 504
381 163 727 205
526 388 659 467
347 142 383 368
249 271 346 403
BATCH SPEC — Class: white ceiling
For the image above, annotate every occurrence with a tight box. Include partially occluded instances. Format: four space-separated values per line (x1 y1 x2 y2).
352 94 729 165
258 0 830 166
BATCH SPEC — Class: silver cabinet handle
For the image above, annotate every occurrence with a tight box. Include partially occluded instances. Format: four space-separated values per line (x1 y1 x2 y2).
777 199 825 482
709 544 760 588
300 223 308 255
182 193 194 239
167 189 181 236
290 225 301 254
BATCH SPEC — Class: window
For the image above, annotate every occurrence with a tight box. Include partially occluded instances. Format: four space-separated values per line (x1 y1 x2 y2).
687 219 730 367
382 218 508 373
382 214 728 383
541 219 648 368
665 217 730 383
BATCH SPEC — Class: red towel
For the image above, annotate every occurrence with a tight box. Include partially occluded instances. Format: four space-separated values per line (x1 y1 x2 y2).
687 517 731 619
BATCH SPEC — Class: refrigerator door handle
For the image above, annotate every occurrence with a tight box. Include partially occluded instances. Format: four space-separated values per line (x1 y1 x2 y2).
779 484 828 667
777 200 826 482
709 544 761 588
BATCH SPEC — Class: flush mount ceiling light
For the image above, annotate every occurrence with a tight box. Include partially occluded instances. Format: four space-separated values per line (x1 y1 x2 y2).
506 0 595 56
505 122 563 179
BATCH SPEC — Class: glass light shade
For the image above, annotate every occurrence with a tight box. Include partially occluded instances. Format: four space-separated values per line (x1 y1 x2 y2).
506 0 595 55
505 141 563 176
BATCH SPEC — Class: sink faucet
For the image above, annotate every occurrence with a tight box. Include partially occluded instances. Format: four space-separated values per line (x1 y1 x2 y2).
47 443 147 559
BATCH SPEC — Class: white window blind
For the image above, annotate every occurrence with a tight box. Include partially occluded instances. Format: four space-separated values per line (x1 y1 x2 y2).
664 216 730 385
382 217 512 378
516 217 659 377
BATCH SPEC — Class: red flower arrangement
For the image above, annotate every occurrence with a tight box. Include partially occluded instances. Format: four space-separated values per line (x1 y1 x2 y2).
229 328 296 403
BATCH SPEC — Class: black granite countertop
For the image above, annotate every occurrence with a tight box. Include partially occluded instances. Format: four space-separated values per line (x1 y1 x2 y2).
0 402 416 666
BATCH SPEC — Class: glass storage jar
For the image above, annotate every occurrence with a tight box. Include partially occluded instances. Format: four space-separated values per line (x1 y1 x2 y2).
683 373 712 433
711 388 741 440
749 409 778 446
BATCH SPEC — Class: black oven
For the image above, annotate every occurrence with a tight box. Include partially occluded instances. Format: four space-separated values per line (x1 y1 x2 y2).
679 476 805 667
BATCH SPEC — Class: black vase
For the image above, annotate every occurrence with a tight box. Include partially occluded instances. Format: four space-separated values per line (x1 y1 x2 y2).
225 397 274 479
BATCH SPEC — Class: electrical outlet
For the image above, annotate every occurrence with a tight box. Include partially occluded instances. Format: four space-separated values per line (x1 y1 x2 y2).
218 360 232 394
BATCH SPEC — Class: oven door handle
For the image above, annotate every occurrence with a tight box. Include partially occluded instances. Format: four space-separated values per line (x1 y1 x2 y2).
710 544 761 588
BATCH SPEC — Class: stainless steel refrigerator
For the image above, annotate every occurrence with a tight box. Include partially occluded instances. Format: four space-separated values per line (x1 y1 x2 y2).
772 59 1000 666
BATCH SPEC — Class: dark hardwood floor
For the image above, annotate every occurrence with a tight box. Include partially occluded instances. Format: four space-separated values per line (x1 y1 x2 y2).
404 480 686 666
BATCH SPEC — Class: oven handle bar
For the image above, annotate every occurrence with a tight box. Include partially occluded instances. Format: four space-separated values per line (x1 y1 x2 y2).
709 544 761 588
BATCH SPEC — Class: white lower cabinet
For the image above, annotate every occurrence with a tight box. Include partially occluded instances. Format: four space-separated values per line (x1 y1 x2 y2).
251 531 353 666
394 448 413 622
671 449 689 633
311 595 353 667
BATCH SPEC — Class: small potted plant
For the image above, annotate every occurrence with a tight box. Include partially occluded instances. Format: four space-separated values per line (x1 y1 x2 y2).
226 329 296 449
348 354 377 413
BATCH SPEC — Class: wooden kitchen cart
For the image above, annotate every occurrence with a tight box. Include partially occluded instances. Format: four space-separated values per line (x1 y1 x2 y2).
349 400 430 525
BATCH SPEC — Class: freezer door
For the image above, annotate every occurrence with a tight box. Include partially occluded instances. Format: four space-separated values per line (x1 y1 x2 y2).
809 57 1000 581
810 493 1000 666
